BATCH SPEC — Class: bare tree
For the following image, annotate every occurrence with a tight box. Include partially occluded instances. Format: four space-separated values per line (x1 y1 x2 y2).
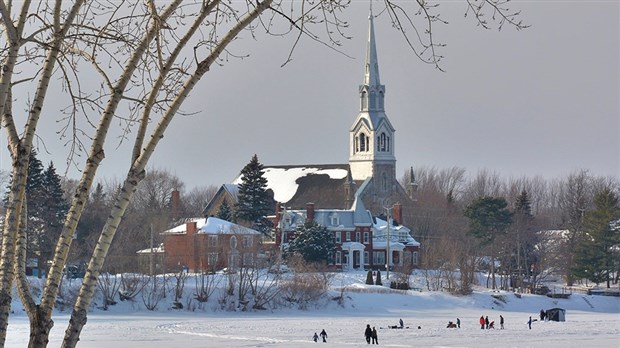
0 1 527 346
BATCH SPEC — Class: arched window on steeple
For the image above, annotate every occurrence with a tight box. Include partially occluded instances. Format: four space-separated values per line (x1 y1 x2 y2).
378 133 388 152
361 91 368 110
369 91 376 109
358 133 369 152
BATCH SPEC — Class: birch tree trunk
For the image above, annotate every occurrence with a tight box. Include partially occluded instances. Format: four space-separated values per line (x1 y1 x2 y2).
62 1 274 346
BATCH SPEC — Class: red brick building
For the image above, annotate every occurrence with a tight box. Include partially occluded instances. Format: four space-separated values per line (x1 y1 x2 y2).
161 217 262 272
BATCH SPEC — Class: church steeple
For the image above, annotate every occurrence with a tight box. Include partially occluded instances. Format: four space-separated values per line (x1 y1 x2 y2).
359 9 385 112
349 9 395 183
364 9 381 88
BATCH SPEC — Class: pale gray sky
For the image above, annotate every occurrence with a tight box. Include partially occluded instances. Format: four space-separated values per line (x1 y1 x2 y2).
5 1 618 191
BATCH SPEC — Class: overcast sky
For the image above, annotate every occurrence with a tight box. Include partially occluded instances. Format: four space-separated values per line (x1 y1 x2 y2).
4 1 618 191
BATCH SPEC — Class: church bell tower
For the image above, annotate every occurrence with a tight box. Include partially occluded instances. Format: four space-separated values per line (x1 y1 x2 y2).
348 10 397 197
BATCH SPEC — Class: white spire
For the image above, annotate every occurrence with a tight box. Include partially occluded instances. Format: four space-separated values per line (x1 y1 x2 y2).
364 7 381 87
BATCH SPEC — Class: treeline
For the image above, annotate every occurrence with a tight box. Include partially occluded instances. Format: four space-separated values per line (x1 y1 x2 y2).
400 167 620 292
0 162 218 275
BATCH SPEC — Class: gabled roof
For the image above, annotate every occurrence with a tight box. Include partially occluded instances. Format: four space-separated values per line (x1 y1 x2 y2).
233 164 351 209
161 217 260 236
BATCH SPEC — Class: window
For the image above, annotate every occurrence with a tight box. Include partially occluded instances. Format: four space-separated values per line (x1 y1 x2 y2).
356 232 361 242
412 251 419 265
378 91 384 109
335 232 341 244
335 251 342 265
373 251 385 266
363 232 369 244
361 91 368 110
330 213 339 226
243 252 253 266
378 132 388 152
243 235 253 248
208 235 218 247
369 91 376 109
345 231 351 241
358 133 368 152
364 251 369 265
229 236 237 249
208 252 218 267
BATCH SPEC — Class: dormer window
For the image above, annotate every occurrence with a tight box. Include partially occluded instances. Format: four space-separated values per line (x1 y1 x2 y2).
329 213 339 226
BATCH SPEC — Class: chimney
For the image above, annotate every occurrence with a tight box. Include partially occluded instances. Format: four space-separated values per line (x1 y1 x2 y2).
306 202 315 222
186 221 197 237
393 203 402 225
171 189 181 219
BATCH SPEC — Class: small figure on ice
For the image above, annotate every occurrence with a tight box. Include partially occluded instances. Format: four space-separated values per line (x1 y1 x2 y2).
320 329 328 343
365 324 372 344
500 315 504 329
399 318 404 329
313 332 318 342
527 316 533 330
371 327 378 345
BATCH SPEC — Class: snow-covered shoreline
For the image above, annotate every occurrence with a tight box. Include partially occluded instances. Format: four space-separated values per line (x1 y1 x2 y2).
6 271 620 347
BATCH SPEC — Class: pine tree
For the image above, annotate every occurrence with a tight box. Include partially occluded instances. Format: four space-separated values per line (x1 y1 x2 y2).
234 154 272 225
464 196 513 289
287 220 335 264
366 270 374 285
216 201 232 221
572 188 620 287
375 269 383 286
74 183 108 262
38 162 69 264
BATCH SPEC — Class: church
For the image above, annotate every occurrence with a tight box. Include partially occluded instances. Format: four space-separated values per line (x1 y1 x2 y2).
203 12 420 271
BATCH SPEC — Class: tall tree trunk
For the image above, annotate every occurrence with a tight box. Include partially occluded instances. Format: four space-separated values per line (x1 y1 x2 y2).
62 2 273 346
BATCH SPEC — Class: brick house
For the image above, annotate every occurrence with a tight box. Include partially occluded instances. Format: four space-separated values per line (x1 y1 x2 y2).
275 198 419 271
161 217 262 272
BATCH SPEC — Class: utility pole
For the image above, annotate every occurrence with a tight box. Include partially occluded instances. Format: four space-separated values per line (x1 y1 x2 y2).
386 208 390 280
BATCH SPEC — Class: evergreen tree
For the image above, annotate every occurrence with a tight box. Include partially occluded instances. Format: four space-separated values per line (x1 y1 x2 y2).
464 196 513 289
375 269 383 286
572 188 620 287
73 183 108 262
512 189 537 287
287 220 335 264
216 201 232 221
366 270 374 285
234 154 272 226
38 162 69 265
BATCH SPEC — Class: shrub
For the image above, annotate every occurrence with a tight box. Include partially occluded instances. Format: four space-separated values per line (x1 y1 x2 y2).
366 270 374 285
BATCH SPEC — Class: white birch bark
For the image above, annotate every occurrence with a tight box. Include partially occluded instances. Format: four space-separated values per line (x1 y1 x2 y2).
62 1 274 346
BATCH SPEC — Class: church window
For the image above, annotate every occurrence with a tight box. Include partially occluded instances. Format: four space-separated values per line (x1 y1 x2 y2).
361 91 368 110
369 91 376 109
358 133 369 152
378 133 388 152
354 136 358 153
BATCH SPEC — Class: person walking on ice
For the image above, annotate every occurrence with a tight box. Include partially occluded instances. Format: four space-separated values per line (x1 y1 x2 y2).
313 332 318 342
365 324 372 344
371 327 378 345
320 329 328 342
500 315 504 329
527 316 532 330
399 318 404 328
456 318 460 328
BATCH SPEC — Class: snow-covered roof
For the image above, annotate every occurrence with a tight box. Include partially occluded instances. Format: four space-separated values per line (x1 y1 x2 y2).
233 165 348 203
163 218 207 234
162 217 260 235
199 217 261 235
373 217 420 247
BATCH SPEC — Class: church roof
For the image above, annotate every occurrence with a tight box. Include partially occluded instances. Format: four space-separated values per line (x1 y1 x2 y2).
233 164 351 209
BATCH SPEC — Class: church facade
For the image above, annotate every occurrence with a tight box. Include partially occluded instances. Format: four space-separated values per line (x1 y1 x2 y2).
204 12 420 271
